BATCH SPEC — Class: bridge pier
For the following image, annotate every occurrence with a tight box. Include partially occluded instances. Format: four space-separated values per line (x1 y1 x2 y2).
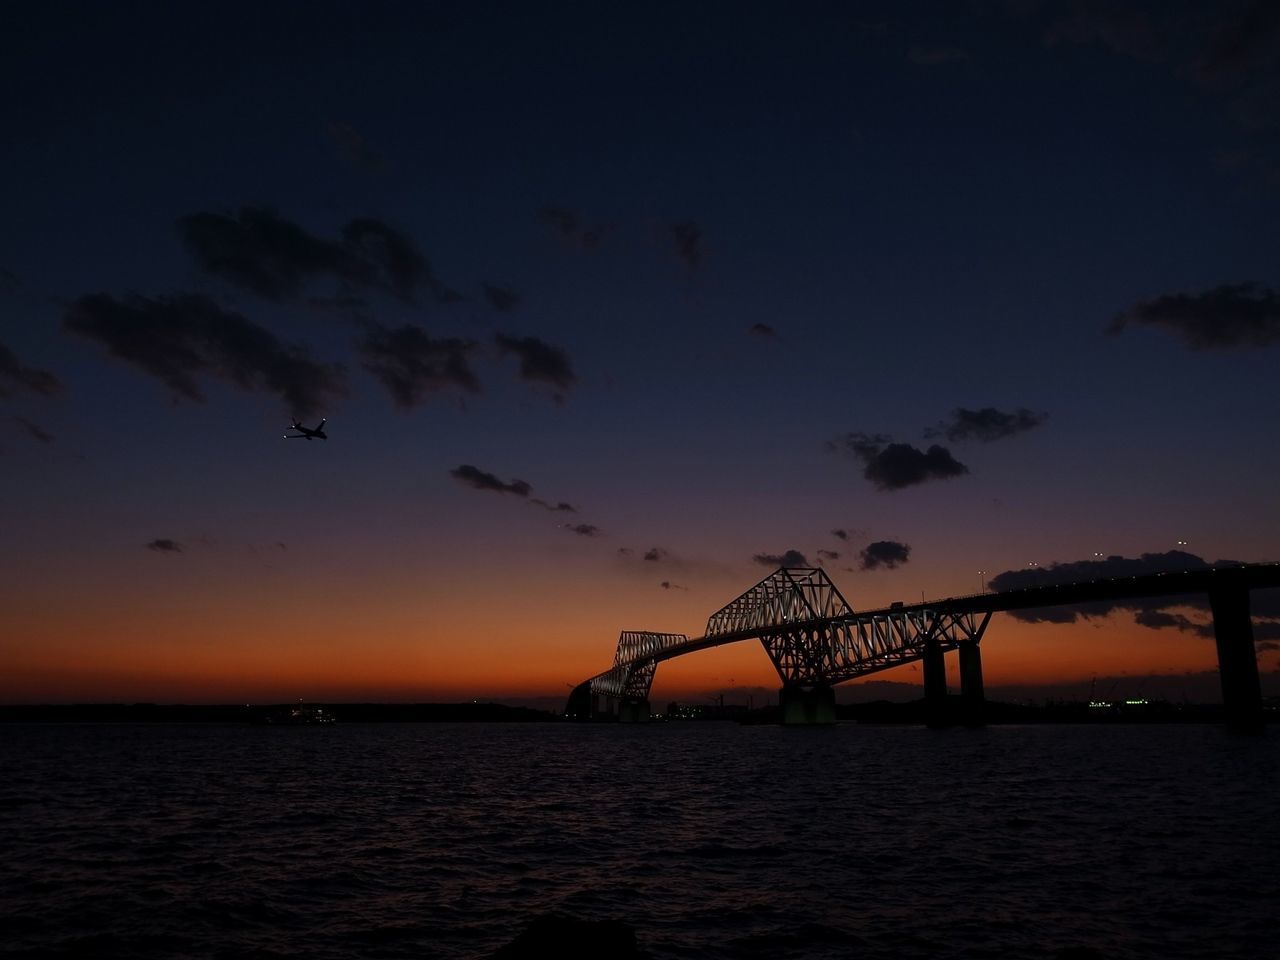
779 683 836 725
1209 586 1263 732
959 642 985 727
923 638 948 728
617 699 651 723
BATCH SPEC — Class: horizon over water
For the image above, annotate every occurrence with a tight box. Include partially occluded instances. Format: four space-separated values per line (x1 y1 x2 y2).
2 722 1277 959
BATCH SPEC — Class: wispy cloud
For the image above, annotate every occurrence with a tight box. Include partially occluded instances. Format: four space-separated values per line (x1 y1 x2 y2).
178 207 456 304
1109 283 1280 349
925 407 1047 443
0 342 61 398
860 540 911 570
449 464 531 497
671 221 703 269
360 322 479 409
14 416 53 443
830 432 968 491
494 334 576 393
145 538 182 553
64 293 345 418
752 549 809 568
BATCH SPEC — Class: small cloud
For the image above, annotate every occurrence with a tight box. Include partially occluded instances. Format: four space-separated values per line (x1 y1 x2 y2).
531 498 576 513
643 548 668 562
617 547 634 558
1108 283 1280 349
449 464 531 498
671 221 703 269
324 120 384 173
752 549 809 568
0 341 61 398
860 540 911 571
481 283 520 312
145 539 182 553
64 293 345 418
563 523 601 537
749 323 777 338
926 407 1048 443
1044 7 1163 61
832 529 850 542
907 43 968 64
831 432 969 491
14 416 53 443
660 580 689 591
495 334 576 392
178 207 451 305
360 322 479 409
817 549 840 562
539 205 604 250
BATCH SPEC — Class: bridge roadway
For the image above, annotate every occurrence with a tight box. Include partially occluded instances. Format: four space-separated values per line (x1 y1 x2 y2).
569 562 1280 730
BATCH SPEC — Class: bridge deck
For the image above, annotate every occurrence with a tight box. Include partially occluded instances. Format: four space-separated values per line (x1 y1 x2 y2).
584 562 1280 688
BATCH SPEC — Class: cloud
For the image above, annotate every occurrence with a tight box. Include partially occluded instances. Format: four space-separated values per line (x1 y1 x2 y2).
145 539 182 553
1108 283 1280 349
563 523 601 537
1194 2 1280 84
0 341 61 398
907 43 968 64
832 432 969 491
531 498 576 513
481 283 520 312
817 549 840 562
860 540 911 570
643 548 668 562
539 205 603 250
671 221 702 269
324 120 384 173
926 406 1047 443
450 465 582 518
178 207 453 304
752 549 809 568
1044 6 1163 61
832 529 850 542
987 551 1280 636
64 293 345 417
14 416 53 443
359 322 479 409
449 464 532 498
749 323 777 338
660 580 688 591
494 334 576 392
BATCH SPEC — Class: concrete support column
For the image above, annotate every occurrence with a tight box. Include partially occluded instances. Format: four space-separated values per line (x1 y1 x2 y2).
923 638 949 728
959 642 985 728
1209 586 1263 732
617 699 650 723
779 683 836 725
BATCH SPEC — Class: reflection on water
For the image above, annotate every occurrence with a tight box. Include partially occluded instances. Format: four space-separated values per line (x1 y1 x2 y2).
1 722 1277 959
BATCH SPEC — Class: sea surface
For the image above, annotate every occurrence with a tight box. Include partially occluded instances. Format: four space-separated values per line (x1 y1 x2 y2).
1 721 1277 960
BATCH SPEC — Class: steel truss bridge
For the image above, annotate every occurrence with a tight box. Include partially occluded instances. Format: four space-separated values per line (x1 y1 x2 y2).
568 563 1280 729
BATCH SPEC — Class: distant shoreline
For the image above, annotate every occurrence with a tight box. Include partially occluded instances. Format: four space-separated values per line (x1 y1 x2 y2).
0 703 559 723
1 698 1273 724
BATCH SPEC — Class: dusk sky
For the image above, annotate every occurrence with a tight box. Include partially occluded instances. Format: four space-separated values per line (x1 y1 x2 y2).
4 1 1279 706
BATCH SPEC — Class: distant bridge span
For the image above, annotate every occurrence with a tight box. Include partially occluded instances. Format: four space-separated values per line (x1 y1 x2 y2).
567 563 1280 729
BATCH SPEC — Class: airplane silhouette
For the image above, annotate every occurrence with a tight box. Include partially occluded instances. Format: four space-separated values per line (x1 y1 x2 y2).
284 418 327 440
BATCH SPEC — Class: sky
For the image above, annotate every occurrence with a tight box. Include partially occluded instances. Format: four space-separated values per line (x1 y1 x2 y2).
3 1 1279 707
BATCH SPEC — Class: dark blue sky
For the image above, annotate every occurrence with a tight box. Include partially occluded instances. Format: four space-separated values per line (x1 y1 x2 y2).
3 1 1279 702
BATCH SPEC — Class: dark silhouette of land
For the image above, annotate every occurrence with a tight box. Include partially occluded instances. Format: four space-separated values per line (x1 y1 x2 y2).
0 702 557 723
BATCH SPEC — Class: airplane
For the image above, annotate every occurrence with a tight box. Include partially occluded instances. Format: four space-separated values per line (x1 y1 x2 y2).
284 418 328 440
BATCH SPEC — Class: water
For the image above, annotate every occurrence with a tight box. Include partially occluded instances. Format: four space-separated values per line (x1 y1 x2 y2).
1 722 1277 960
